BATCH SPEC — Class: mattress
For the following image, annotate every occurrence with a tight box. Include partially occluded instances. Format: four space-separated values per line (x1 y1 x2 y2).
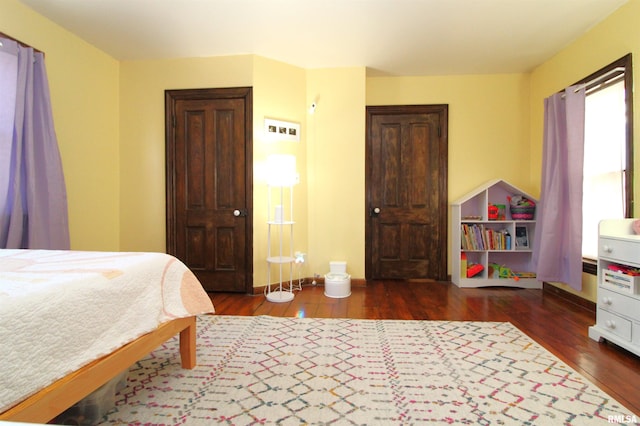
0 249 215 413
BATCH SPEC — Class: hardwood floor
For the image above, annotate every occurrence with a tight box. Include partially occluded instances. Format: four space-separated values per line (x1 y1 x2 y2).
210 281 640 416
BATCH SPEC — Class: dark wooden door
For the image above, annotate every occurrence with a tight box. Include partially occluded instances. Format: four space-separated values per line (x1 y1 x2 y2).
165 87 252 292
365 105 448 280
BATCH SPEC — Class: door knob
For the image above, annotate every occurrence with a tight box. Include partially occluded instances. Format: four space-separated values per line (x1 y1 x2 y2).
371 207 381 216
233 209 247 217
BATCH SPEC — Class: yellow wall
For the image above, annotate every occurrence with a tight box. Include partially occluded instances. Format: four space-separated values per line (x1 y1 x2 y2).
118 55 253 252
307 68 367 278
120 55 311 287
530 0 640 302
1 0 120 250
4 0 638 296
252 57 308 286
367 74 533 199
367 74 531 275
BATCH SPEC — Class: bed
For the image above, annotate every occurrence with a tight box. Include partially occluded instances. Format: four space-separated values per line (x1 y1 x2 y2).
0 249 215 423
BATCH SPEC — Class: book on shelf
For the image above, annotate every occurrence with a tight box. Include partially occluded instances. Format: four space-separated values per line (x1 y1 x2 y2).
460 224 511 251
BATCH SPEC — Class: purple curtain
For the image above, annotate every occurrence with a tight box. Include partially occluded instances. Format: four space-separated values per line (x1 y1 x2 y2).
0 38 70 249
533 86 585 290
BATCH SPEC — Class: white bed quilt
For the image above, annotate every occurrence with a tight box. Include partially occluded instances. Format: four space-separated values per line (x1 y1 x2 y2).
0 249 215 413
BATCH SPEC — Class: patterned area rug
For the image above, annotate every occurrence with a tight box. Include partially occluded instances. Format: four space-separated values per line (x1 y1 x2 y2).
97 315 634 425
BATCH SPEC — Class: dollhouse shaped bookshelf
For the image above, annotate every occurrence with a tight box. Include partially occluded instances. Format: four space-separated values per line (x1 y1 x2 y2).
451 179 541 288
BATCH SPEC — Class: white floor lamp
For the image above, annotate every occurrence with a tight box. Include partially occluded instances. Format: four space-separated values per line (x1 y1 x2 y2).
266 154 298 303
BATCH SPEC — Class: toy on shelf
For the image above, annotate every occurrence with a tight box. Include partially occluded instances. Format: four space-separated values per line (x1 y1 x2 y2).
500 266 520 281
488 263 520 281
608 263 640 276
488 204 506 220
466 263 484 278
507 195 536 220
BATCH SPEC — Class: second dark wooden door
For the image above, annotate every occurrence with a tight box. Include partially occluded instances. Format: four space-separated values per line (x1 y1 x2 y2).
166 87 252 292
365 105 448 280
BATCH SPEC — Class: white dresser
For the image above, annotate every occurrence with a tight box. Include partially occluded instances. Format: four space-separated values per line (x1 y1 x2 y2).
588 218 640 356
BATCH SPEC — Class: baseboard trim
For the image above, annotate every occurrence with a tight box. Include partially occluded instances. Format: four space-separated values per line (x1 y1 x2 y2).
542 282 596 314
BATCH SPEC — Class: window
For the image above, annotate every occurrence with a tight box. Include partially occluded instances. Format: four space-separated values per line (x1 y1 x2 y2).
580 54 634 264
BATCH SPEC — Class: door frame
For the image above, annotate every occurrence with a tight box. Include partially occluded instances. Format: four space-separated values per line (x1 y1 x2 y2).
165 87 254 293
365 104 449 280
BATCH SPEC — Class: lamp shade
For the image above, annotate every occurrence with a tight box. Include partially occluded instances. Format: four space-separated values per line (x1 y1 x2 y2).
267 154 297 186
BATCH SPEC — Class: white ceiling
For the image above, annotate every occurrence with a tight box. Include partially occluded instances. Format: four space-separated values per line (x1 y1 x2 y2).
19 0 628 76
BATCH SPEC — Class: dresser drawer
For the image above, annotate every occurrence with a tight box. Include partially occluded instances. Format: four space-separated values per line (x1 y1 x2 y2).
598 287 640 321
599 237 640 266
596 309 632 341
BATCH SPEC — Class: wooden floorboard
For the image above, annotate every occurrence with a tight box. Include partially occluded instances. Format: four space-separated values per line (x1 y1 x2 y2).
210 281 640 416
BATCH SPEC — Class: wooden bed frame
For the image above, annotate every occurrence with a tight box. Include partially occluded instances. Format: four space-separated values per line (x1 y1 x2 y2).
0 315 197 423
